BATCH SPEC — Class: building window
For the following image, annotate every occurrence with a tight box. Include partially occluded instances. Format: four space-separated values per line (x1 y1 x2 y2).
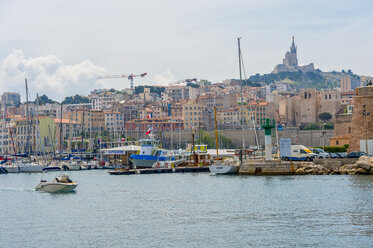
336 140 339 145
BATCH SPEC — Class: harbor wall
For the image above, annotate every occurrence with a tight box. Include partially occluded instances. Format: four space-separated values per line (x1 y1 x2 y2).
152 129 334 149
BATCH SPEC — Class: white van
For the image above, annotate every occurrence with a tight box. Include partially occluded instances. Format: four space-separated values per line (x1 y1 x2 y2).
281 145 315 161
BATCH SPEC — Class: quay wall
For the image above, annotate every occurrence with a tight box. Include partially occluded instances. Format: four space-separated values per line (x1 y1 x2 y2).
145 129 334 149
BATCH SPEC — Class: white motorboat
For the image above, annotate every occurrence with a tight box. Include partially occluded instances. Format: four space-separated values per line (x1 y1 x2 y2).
36 167 77 193
88 160 98 169
19 162 45 172
209 155 240 174
61 161 81 171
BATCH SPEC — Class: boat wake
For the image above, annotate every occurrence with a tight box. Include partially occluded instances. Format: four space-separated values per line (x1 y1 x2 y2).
0 187 34 192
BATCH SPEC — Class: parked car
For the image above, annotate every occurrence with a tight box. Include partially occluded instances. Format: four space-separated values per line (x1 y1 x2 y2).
346 151 367 158
309 148 330 159
329 153 339 158
337 152 347 158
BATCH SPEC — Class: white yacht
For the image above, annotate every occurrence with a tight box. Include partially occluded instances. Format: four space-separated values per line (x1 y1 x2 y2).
209 155 240 174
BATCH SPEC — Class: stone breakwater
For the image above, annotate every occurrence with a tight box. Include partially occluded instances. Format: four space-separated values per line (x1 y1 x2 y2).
239 157 373 175
295 156 373 175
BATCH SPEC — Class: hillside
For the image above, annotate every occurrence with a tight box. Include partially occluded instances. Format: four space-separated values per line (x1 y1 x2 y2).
247 70 362 90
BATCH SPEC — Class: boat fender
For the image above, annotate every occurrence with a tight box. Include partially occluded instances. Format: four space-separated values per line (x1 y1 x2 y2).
157 162 160 168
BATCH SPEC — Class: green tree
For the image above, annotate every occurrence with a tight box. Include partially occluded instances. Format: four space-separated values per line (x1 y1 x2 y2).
319 112 332 122
62 95 90 104
35 94 57 105
196 130 237 149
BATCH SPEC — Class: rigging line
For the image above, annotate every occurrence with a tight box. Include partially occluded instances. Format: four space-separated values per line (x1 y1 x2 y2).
240 49 248 81
231 45 238 79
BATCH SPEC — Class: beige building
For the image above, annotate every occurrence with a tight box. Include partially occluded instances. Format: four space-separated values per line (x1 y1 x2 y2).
104 111 124 132
15 116 56 154
182 101 206 129
286 89 341 126
165 86 199 101
330 113 352 147
0 121 16 155
340 75 360 93
55 118 81 151
349 86 373 154
64 110 105 133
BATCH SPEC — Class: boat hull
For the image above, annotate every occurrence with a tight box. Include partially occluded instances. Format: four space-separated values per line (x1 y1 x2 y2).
130 155 166 168
19 164 44 172
209 165 239 174
36 182 77 193
3 166 20 173
67 164 81 171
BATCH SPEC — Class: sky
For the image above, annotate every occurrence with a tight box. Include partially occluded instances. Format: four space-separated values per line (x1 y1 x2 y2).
0 0 372 101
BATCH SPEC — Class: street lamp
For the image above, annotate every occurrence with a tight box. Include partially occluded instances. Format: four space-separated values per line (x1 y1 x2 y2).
362 104 371 154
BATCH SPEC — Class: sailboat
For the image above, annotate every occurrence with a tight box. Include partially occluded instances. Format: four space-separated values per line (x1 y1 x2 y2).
209 106 240 174
209 38 246 174
18 79 45 172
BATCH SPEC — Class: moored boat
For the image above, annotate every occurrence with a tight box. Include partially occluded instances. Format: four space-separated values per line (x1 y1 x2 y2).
208 155 240 175
129 138 170 168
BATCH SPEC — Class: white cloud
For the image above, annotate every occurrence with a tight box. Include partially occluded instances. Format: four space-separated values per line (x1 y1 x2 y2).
0 50 106 101
151 70 177 86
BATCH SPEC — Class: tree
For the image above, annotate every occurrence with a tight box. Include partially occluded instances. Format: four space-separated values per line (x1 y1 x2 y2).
35 94 57 105
319 112 332 122
62 95 90 104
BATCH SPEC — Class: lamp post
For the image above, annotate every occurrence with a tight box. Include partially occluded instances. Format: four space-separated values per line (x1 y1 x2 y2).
362 104 371 154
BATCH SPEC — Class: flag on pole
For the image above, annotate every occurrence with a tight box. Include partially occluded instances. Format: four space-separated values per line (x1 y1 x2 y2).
146 127 152 135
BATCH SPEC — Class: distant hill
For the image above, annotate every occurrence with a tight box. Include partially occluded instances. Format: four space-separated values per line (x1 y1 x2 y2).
246 70 362 90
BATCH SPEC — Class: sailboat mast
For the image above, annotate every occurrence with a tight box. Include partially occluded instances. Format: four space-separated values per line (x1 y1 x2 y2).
25 79 31 160
214 106 218 155
1 105 4 155
238 38 245 155
59 102 63 157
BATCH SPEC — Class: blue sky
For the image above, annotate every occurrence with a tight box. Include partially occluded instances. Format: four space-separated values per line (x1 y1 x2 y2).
0 0 372 101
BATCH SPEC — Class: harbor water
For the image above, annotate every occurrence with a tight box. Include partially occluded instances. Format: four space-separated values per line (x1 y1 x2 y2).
1 171 373 247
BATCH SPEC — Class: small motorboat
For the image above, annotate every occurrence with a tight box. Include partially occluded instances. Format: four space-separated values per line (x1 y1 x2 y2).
36 167 77 193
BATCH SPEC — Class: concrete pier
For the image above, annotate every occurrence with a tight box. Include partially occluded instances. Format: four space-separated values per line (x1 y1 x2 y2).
108 166 209 175
239 159 300 175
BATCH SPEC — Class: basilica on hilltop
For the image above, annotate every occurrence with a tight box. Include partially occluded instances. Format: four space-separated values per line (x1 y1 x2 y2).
273 37 315 73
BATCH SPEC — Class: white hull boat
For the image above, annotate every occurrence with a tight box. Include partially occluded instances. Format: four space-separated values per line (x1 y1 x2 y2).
19 163 45 172
209 155 240 175
36 168 77 193
3 165 20 173
61 162 81 171
36 182 77 193
209 164 239 174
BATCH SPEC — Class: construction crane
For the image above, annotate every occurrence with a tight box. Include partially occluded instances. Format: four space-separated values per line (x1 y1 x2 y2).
168 78 197 86
97 73 147 90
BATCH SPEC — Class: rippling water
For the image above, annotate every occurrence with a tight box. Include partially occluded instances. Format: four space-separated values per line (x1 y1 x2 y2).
1 171 373 247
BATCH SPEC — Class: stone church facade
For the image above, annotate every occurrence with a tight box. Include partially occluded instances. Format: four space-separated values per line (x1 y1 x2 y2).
273 37 315 73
